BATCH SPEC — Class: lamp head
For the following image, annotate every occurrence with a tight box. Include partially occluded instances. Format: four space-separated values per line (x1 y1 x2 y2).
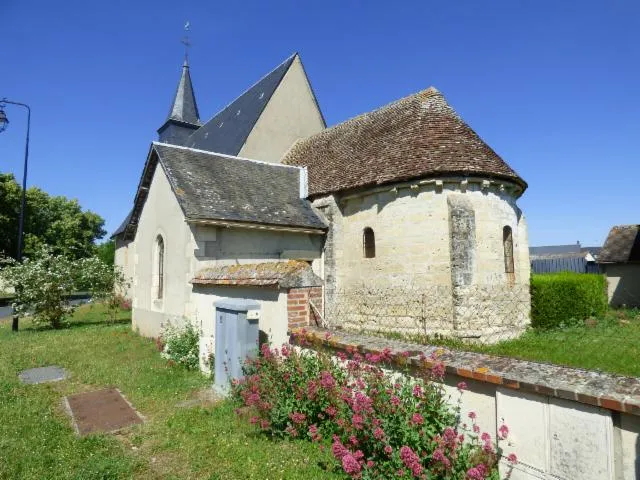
0 106 8 133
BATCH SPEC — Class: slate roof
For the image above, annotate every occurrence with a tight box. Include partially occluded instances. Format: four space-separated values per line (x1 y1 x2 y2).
529 244 582 257
192 260 322 288
153 143 325 230
111 210 132 239
598 225 640 263
185 54 297 155
529 251 588 261
282 87 526 197
166 60 201 125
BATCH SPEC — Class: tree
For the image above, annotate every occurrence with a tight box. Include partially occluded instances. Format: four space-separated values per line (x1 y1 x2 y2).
96 240 115 266
0 173 106 260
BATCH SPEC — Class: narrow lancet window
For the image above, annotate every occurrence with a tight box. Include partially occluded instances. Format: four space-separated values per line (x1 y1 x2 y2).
363 227 375 258
503 226 515 275
156 235 165 299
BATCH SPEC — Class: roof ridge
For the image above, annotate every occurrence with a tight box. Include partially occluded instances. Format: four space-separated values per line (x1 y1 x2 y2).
152 141 301 170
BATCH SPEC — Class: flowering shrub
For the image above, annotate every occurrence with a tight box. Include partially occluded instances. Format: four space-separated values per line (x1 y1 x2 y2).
160 321 200 370
232 334 516 479
0 246 129 328
76 256 130 322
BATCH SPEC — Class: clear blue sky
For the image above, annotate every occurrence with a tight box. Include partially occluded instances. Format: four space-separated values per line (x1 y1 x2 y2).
1 1 639 247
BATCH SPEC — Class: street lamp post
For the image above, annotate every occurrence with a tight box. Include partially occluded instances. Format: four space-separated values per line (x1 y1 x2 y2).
0 99 31 332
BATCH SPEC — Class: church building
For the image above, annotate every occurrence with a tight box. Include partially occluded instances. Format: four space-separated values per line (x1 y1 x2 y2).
113 52 530 371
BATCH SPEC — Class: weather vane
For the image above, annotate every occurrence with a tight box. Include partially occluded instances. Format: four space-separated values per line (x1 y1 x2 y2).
181 21 191 62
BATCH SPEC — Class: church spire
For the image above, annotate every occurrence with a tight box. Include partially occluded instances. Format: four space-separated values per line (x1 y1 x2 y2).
167 58 200 125
157 23 201 145
157 58 201 145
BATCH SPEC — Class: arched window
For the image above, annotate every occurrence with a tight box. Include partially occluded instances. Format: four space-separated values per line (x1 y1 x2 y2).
156 235 165 299
363 227 375 258
503 226 514 275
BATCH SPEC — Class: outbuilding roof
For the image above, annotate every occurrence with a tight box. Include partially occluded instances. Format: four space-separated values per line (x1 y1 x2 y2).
192 260 322 288
114 143 326 240
598 225 640 263
282 87 526 197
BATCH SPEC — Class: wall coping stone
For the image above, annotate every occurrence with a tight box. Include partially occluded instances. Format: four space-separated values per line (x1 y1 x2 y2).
289 327 640 416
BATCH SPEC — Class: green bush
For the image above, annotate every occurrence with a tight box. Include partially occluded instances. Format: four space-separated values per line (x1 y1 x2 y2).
531 273 608 329
160 321 200 370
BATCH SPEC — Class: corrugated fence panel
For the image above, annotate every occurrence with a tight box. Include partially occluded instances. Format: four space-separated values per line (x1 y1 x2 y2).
531 258 601 274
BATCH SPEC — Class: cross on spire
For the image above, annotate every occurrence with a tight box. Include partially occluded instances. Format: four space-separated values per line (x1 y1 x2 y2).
181 21 191 62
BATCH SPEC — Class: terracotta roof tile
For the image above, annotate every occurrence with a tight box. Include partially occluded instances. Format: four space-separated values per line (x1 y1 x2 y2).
282 87 526 197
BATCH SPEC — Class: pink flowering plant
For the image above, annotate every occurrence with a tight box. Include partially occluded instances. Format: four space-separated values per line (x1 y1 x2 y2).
232 333 516 479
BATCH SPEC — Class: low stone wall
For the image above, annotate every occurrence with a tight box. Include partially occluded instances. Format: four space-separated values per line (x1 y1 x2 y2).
290 327 640 480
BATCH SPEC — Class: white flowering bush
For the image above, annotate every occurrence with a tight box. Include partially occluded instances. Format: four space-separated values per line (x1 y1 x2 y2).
0 248 77 328
160 321 200 370
76 256 130 322
0 246 129 329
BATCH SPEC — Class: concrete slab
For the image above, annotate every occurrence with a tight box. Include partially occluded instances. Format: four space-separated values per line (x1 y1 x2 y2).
65 388 143 436
18 366 68 384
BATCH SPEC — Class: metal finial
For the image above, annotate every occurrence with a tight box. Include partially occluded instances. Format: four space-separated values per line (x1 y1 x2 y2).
181 21 191 63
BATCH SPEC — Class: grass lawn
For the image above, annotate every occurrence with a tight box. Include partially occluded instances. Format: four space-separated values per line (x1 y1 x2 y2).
477 308 640 377
0 304 339 480
377 308 640 378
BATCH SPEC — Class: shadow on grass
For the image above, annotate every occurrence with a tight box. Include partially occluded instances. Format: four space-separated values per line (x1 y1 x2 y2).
7 315 131 333
60 317 132 330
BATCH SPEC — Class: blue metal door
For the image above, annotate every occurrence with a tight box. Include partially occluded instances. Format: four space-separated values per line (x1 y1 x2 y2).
214 308 239 392
213 299 261 394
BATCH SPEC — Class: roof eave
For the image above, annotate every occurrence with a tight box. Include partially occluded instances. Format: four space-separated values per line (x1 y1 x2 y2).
186 217 326 235
309 173 527 201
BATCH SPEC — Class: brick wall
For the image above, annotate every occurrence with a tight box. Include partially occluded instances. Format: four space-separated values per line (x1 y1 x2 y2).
287 287 323 330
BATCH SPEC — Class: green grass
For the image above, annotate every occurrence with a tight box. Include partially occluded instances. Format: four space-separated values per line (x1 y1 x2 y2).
0 304 339 480
375 308 640 377
478 308 640 377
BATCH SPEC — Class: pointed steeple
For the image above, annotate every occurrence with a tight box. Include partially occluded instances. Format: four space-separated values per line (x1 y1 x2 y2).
168 59 200 124
157 58 202 145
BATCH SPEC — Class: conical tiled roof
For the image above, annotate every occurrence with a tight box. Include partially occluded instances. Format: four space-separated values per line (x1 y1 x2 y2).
282 87 526 197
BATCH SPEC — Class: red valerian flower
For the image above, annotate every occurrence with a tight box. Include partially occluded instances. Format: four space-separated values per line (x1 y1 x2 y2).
507 453 518 464
332 437 350 459
399 446 423 477
289 412 306 424
431 362 445 379
412 384 423 397
498 424 509 439
411 413 424 425
320 370 336 389
342 454 361 475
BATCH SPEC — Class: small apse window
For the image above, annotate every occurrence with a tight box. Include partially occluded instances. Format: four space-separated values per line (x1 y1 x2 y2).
503 226 514 274
363 227 375 258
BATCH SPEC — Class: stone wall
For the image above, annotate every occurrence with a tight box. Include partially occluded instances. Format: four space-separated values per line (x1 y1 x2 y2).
114 237 134 300
130 163 323 340
313 177 531 341
239 55 325 163
292 327 640 480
